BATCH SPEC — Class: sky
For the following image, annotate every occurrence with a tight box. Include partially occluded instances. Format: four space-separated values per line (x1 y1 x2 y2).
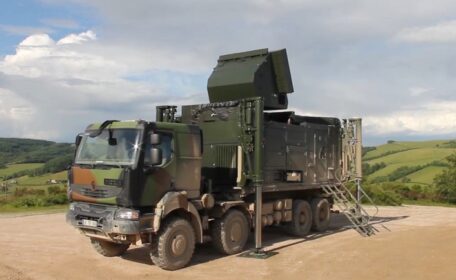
0 0 456 145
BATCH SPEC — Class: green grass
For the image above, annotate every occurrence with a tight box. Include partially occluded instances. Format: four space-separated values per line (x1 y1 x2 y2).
0 163 44 178
4 184 64 195
406 166 447 185
367 148 453 166
16 171 67 186
364 140 450 160
364 140 456 185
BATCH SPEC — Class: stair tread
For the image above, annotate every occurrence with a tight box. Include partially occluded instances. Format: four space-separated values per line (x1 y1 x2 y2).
324 183 377 237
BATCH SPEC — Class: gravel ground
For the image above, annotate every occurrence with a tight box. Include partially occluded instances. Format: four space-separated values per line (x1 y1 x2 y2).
1 205 455 280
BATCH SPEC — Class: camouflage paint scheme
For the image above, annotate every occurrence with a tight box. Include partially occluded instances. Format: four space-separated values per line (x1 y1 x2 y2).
69 48 341 211
68 120 202 208
178 97 341 201
69 166 122 204
65 48 358 271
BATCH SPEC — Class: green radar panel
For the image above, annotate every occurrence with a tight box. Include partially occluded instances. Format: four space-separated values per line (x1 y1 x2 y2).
207 48 294 110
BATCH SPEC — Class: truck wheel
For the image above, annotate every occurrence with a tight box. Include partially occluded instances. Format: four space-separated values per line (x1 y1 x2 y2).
90 238 130 257
311 198 330 232
150 217 195 271
211 209 249 255
285 200 312 237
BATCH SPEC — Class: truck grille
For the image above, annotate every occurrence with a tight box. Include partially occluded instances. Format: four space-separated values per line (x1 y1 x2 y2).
81 188 109 198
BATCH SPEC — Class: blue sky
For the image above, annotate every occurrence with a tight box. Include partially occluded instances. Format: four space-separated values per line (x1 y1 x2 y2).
0 0 456 145
0 1 97 55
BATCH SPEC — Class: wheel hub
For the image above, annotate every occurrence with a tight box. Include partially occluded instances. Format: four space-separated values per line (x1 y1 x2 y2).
319 207 328 221
171 234 187 256
230 222 242 243
299 213 306 224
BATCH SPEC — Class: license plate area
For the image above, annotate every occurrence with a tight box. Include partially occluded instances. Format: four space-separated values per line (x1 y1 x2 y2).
82 219 98 227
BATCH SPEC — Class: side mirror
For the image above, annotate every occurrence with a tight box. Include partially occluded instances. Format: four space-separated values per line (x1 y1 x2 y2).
145 148 163 165
151 133 161 145
75 134 83 147
108 137 117 146
150 148 163 165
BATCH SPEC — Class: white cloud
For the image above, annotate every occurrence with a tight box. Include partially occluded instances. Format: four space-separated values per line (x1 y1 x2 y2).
365 101 456 135
57 30 97 45
0 87 35 137
19 33 55 47
0 30 203 140
409 87 431 97
0 31 124 80
3 1 456 143
396 20 456 43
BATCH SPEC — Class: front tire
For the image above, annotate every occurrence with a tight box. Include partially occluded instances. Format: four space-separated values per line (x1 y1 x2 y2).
150 217 195 271
285 200 313 237
211 209 249 255
90 238 130 257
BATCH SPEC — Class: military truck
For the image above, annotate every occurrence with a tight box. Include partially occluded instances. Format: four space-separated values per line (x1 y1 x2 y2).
66 48 368 270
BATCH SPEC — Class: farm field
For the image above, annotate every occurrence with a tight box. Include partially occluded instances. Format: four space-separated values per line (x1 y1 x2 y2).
0 163 44 178
364 140 456 185
16 171 67 186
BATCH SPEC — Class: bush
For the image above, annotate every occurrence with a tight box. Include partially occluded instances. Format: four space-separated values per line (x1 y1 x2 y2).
47 185 66 195
391 184 424 200
363 162 386 176
11 187 68 208
362 146 376 156
14 187 45 197
12 196 46 207
362 183 403 206
43 193 67 205
12 193 68 208
401 177 411 183
388 165 424 181
441 140 456 148
371 176 388 183
434 153 456 203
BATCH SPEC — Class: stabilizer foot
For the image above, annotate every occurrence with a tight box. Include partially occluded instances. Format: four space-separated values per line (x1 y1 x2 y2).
238 249 278 259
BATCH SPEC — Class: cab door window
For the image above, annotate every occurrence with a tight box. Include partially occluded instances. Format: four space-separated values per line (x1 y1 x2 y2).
145 133 173 166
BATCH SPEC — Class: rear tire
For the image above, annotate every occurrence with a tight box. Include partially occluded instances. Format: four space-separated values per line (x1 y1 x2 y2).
90 238 130 257
150 217 195 271
285 200 312 237
211 209 249 255
311 198 330 232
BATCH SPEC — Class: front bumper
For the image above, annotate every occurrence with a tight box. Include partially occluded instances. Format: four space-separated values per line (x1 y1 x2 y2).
66 202 155 238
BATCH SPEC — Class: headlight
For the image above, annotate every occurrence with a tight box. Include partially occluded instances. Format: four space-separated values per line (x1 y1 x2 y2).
115 208 139 220
67 188 72 201
69 203 75 211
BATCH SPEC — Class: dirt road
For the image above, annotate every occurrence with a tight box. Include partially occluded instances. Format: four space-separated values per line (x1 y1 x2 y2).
1 205 455 280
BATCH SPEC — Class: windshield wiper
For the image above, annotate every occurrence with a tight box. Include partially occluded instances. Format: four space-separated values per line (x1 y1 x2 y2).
89 120 119 137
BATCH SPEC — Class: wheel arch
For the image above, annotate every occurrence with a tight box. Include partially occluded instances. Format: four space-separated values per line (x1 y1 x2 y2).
154 191 203 243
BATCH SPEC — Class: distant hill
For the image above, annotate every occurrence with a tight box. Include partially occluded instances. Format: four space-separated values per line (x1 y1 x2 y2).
0 138 74 181
0 138 74 165
363 140 456 185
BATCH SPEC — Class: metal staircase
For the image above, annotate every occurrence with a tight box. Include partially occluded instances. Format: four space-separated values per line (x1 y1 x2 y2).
322 181 378 237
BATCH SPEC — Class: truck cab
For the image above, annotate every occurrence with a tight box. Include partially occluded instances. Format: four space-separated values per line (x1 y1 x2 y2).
66 120 203 262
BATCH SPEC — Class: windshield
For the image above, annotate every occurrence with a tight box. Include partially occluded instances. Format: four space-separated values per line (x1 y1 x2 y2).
75 129 141 166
